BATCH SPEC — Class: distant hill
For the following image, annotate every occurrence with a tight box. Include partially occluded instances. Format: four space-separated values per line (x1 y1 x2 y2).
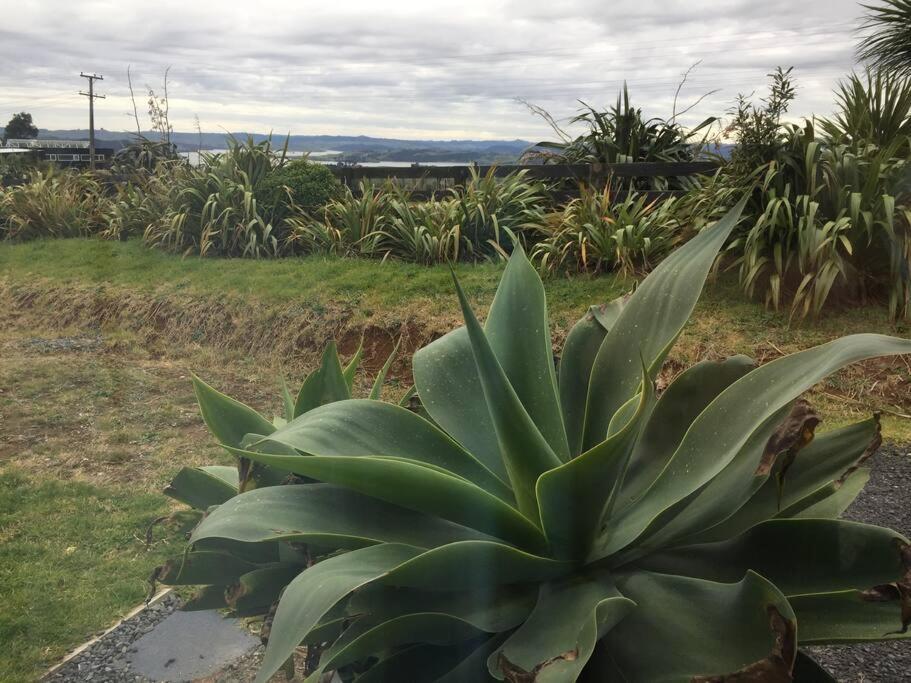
13 130 534 163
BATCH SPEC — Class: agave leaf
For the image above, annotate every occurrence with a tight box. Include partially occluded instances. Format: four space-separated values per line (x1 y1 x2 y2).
436 633 508 683
258 399 512 501
164 465 239 510
280 377 295 422
617 356 756 509
222 447 547 552
602 571 796 682
191 483 494 551
343 335 364 391
538 361 652 561
413 327 505 480
582 196 748 450
369 336 401 400
228 565 301 616
786 468 871 519
354 643 477 683
488 573 635 682
313 613 487 679
559 298 626 457
483 244 569 460
154 551 266 586
451 272 562 519
192 374 275 447
381 541 570 591
634 519 909 596
181 584 230 612
295 341 350 417
789 589 911 643
686 418 881 545
602 333 911 558
255 543 422 683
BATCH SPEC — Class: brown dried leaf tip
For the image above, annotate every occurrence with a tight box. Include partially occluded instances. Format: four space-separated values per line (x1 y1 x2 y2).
692 606 796 682
499 648 580 683
754 400 821 509
861 540 911 635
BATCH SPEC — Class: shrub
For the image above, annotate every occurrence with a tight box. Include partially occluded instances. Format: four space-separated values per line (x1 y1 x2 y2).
156 204 911 681
449 167 550 255
0 169 110 240
143 136 289 257
732 119 911 319
530 184 682 276
258 159 341 219
524 84 717 189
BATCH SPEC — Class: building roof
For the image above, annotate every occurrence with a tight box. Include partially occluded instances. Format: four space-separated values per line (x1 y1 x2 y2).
4 139 90 149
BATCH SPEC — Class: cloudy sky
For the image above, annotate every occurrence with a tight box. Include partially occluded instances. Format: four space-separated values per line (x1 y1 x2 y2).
0 0 870 140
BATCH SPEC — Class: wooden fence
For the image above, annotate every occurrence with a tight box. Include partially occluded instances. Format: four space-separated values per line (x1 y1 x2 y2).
327 161 721 198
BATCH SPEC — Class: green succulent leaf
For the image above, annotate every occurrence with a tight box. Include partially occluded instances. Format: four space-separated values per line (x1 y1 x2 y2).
413 327 505 480
222 446 547 552
792 650 837 682
602 333 911 558
537 360 653 561
191 483 494 550
451 271 562 519
559 298 626 457
483 244 569 461
789 589 911 643
343 335 364 391
369 336 401 400
164 465 239 510
686 418 881 545
489 573 635 682
154 551 266 586
602 571 797 682
256 543 422 683
635 519 909 596
192 374 276 447
617 355 756 509
228 565 301 616
295 341 351 417
381 541 570 591
582 196 748 450
257 399 512 501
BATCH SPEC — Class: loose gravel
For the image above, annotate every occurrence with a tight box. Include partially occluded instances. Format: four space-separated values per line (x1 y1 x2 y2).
44 445 911 682
808 443 911 682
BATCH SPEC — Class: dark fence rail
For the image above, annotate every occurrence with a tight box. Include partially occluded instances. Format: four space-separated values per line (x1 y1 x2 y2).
327 161 721 187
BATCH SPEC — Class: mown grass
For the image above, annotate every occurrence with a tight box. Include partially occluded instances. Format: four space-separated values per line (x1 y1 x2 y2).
0 469 181 682
0 237 909 679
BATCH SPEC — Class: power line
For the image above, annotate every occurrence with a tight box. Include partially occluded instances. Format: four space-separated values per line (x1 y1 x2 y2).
79 72 105 169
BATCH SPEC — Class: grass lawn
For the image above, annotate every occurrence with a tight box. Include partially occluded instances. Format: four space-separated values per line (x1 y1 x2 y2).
0 237 909 679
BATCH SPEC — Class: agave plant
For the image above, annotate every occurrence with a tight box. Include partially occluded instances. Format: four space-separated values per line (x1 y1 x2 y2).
164 198 911 682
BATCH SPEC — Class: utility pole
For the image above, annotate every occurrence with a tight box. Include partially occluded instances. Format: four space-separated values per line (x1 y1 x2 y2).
79 72 105 170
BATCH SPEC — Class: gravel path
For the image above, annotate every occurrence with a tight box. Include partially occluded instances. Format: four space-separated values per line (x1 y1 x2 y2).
808 443 911 682
43 445 910 682
45 593 180 682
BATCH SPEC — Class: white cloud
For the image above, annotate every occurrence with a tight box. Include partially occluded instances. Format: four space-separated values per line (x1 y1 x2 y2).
0 0 867 139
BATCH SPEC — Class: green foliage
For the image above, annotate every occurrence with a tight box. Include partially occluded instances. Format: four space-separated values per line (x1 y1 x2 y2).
143 136 291 257
258 159 342 218
731 118 911 320
819 69 911 155
725 67 798 181
2 111 38 142
0 169 111 240
859 0 911 77
160 206 911 682
524 84 716 189
289 170 552 263
530 184 682 276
